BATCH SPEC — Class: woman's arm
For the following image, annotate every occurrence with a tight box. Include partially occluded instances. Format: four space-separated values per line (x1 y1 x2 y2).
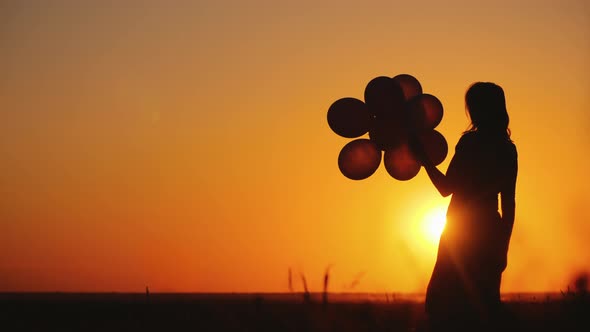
500 195 515 247
422 161 454 197
500 146 518 250
409 136 459 197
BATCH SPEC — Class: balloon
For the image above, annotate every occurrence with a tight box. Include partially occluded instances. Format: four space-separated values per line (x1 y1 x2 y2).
408 94 444 131
368 115 406 151
419 130 448 166
364 76 405 118
392 74 422 101
384 142 421 180
327 97 371 138
338 139 382 180
328 73 447 181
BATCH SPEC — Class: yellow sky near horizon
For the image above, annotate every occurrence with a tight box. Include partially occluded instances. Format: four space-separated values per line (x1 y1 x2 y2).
1 0 589 293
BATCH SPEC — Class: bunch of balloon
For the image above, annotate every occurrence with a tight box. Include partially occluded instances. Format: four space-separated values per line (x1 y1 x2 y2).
327 74 448 181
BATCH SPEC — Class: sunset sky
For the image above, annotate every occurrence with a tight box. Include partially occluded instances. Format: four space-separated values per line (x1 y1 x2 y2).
1 0 589 293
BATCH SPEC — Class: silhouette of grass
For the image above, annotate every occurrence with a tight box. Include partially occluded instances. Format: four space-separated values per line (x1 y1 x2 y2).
323 265 333 306
287 268 294 293
299 272 311 304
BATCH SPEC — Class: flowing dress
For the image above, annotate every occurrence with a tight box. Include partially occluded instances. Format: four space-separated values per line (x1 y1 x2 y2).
425 131 518 323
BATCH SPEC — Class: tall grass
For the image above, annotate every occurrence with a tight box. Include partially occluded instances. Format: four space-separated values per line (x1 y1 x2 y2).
323 265 333 306
288 268 294 293
300 272 311 303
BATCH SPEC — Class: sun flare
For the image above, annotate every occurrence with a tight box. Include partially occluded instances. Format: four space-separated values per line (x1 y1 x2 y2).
422 206 447 244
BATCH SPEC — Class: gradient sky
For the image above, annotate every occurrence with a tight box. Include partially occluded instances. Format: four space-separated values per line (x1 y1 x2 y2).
1 0 589 293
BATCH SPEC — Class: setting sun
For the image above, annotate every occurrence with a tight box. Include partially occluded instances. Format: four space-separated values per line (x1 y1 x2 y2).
400 198 449 256
422 206 447 245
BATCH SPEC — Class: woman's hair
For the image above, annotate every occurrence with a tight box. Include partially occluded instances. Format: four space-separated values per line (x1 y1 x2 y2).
464 82 511 139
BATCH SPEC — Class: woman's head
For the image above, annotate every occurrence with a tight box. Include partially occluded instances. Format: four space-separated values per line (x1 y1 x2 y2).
465 82 510 138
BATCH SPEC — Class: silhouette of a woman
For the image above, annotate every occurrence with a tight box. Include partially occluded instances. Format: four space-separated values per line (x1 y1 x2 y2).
413 82 518 328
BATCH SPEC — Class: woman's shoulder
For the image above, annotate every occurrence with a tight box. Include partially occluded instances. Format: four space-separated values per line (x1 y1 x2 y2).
457 131 516 154
456 131 478 150
459 131 478 142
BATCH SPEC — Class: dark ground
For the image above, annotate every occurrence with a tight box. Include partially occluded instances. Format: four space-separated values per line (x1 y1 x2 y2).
0 292 588 331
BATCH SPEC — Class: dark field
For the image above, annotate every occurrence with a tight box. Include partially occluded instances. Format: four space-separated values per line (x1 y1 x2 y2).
0 292 588 331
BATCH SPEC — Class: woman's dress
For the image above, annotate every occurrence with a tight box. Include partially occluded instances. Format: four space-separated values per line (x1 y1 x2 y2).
425 131 518 323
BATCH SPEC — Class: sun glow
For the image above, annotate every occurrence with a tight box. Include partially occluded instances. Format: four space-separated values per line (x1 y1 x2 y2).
398 198 449 256
422 206 447 245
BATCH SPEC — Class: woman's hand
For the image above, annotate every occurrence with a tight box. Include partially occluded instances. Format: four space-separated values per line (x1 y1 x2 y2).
409 133 454 197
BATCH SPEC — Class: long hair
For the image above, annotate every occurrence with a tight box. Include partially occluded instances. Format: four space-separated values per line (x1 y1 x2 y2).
464 82 511 139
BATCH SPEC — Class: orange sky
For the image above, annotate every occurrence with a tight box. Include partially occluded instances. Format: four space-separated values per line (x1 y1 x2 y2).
1 0 589 293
